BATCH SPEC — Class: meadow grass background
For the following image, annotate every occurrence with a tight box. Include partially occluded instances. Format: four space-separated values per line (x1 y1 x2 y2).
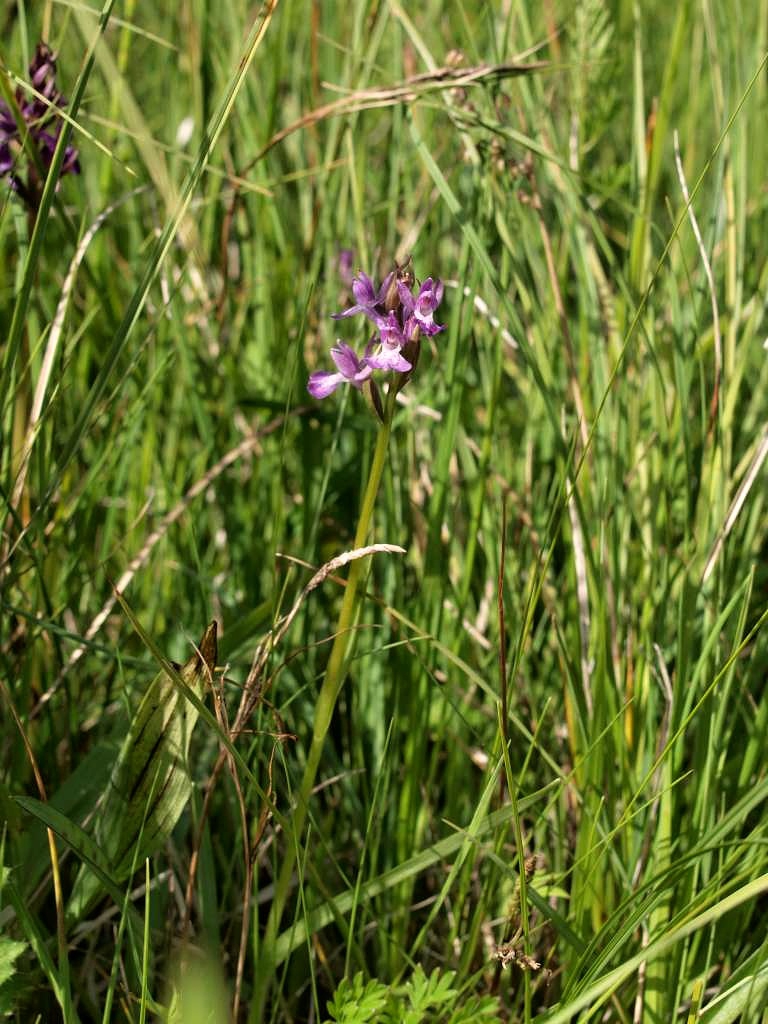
2 0 768 1021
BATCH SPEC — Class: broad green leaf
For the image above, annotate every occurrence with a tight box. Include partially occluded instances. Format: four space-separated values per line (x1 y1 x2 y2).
14 796 123 909
13 742 118 901
67 622 217 919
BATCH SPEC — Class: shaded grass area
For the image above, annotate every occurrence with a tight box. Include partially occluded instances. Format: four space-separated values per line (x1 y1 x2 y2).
2 0 768 1020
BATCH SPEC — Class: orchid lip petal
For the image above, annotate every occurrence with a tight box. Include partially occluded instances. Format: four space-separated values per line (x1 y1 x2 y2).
376 311 407 349
366 348 412 372
307 371 345 399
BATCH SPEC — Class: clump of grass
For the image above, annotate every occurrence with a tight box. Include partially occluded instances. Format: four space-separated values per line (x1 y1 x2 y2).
2 2 768 1022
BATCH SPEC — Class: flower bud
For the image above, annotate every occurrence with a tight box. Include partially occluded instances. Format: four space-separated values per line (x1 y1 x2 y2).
383 272 401 312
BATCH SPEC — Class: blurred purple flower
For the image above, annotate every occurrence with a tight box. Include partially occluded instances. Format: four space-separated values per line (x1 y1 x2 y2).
338 248 355 288
307 341 373 398
0 43 80 202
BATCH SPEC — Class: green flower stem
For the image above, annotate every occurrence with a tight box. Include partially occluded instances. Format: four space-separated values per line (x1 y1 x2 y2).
252 382 397 1020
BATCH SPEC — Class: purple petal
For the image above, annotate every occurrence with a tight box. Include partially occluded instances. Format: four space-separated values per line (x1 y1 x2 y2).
375 311 406 348
27 46 65 114
351 272 377 307
36 129 59 163
397 280 415 313
332 271 396 320
366 348 412 372
403 278 444 335
405 314 443 338
415 278 441 314
308 370 345 399
309 341 374 398
62 144 80 175
30 44 56 83
376 271 395 304
331 304 365 320
330 341 362 379
416 315 444 337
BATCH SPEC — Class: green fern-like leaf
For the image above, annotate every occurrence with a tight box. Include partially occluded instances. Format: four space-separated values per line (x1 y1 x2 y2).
0 938 26 989
326 968 500 1024
325 972 389 1024
405 966 458 1016
0 937 27 1014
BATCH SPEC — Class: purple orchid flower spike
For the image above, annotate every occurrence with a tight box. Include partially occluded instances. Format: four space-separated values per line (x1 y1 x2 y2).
307 341 373 399
332 271 394 322
308 259 445 416
399 277 445 337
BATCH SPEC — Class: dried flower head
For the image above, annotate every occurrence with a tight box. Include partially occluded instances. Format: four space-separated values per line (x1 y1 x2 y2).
494 943 541 972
